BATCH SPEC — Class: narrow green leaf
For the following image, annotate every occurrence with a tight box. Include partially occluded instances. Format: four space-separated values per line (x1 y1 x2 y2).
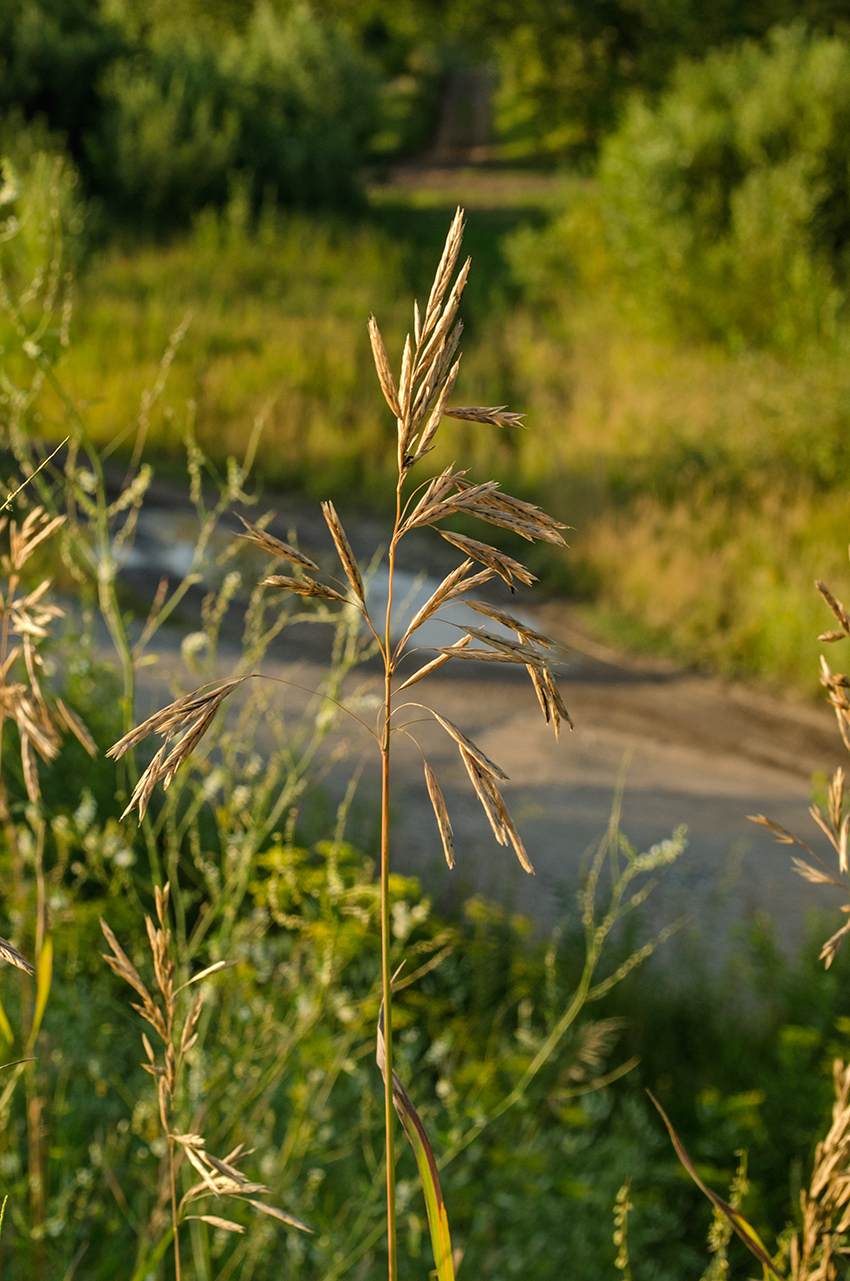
0 995 13 1044
648 1091 783 1279
377 1008 456 1281
29 936 53 1045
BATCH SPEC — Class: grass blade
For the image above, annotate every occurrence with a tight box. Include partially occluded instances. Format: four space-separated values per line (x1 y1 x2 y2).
29 935 52 1045
0 995 13 1044
648 1091 782 1279
377 1007 456 1281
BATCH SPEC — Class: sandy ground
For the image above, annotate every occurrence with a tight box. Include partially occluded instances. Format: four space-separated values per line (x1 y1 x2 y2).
122 492 847 959
289 625 843 956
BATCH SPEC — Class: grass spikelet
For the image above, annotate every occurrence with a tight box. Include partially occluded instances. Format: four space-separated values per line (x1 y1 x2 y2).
428 711 509 780
368 316 401 419
262 574 348 601
0 938 34 975
423 760 454 869
420 206 465 343
395 637 472 691
464 601 555 647
444 406 527 429
321 501 365 604
237 515 320 572
437 530 536 589
396 560 491 650
817 579 850 634
108 679 247 820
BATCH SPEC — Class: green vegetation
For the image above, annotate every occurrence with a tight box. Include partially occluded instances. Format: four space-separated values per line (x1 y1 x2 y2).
597 25 850 351
8 156 845 695
0 1 379 226
8 14 850 1278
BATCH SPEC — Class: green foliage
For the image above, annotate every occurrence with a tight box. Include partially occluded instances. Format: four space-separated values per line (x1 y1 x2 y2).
598 25 850 349
3 155 850 1280
424 0 850 163
91 4 378 225
0 1 379 227
0 0 125 162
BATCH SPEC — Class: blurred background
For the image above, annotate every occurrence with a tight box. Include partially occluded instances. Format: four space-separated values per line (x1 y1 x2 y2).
5 3 850 1276
10 0 850 691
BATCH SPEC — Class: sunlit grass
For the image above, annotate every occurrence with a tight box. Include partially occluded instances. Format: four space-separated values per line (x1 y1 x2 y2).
36 177 850 693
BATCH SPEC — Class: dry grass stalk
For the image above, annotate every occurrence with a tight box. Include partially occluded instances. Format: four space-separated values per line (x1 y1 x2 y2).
0 508 96 977
101 883 308 1278
790 1059 850 1281
111 207 572 1281
748 571 850 964
741 566 850 1280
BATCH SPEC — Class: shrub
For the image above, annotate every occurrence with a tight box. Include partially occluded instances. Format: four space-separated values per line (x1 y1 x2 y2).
598 25 850 349
90 3 378 225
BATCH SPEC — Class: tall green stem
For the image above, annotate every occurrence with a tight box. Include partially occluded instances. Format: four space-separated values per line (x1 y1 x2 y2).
380 732 396 1281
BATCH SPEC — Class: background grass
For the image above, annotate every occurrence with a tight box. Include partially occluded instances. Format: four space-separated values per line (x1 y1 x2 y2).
19 169 847 696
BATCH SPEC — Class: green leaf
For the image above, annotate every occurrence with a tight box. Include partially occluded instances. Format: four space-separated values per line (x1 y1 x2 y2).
0 996 13 1044
29 936 52 1047
648 1091 783 1280
377 1008 455 1281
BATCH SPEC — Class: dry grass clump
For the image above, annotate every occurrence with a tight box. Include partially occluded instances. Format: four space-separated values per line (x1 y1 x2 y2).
646 555 850 1280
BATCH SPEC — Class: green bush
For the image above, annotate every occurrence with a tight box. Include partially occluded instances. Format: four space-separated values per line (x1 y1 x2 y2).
92 4 378 225
598 25 850 349
0 1 378 228
0 0 125 162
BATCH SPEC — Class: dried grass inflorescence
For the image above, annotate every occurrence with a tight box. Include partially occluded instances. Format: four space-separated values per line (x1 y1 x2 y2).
101 883 308 1273
734 555 850 1279
790 1058 850 1281
108 208 572 1281
112 207 570 881
0 508 95 810
0 508 97 975
107 678 248 821
750 564 850 968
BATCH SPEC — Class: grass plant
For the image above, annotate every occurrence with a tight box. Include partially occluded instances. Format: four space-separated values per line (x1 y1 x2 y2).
0 156 701 1278
100 209 688 1277
626 557 850 1281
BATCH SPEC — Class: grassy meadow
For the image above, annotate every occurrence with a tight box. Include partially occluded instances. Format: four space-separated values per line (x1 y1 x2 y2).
1 152 849 1279
28 167 850 697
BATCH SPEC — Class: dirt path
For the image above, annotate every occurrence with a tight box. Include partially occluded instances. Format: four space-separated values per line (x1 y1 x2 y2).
318 609 842 954
123 488 845 956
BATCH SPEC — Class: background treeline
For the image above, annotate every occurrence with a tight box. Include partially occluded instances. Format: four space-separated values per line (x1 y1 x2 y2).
7 0 850 228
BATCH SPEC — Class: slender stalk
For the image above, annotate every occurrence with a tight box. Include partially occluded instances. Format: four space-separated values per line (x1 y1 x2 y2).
169 1133 182 1281
380 736 396 1280
380 482 403 1281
